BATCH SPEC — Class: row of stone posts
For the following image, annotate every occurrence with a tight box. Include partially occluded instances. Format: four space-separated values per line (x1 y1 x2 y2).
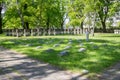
3 28 85 37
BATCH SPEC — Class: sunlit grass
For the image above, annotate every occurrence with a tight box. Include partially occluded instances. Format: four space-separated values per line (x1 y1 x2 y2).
0 33 120 75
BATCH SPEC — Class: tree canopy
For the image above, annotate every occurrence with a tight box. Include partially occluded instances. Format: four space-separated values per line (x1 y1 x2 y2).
0 0 120 33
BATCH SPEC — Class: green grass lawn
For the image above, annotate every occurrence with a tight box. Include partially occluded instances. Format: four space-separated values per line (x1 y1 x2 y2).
0 33 120 76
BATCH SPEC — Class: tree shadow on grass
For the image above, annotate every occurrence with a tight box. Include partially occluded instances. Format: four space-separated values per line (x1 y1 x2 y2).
0 38 120 74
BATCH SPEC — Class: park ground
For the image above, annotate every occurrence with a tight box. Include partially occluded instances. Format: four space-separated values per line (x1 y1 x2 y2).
0 33 120 80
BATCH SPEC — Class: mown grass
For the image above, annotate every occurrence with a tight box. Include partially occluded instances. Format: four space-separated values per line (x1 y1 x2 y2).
0 33 120 75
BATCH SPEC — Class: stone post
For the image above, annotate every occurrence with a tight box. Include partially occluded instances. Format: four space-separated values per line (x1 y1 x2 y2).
86 30 89 41
53 29 56 35
16 29 19 37
24 29 26 37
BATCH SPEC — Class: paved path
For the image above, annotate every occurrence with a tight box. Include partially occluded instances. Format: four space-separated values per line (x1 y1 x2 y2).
0 47 88 80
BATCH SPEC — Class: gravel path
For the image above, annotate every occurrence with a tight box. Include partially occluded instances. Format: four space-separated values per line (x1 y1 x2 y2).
0 47 88 80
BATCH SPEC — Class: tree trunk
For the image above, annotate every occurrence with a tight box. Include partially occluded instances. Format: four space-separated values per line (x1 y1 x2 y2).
16 0 25 29
98 7 108 33
0 6 3 34
46 17 50 34
24 4 29 29
101 21 107 33
60 20 64 29
92 13 96 36
80 22 83 34
25 22 29 29
46 17 50 29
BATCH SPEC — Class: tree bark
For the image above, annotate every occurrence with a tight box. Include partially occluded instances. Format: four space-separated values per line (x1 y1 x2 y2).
99 14 107 33
60 20 64 29
25 22 29 29
0 6 3 34
92 13 96 36
24 4 29 29
98 7 108 33
101 21 107 33
46 17 50 29
80 22 83 34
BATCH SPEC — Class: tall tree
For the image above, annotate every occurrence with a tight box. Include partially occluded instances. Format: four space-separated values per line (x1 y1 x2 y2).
4 0 36 29
0 0 9 33
0 0 4 34
32 0 67 29
67 0 84 33
96 0 120 32
83 0 120 33
0 1 3 34
83 0 98 36
16 0 33 29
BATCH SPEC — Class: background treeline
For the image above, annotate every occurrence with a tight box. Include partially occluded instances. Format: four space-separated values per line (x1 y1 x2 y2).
0 0 120 34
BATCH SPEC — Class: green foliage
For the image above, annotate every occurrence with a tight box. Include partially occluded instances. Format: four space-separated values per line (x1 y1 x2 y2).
117 21 120 28
1 0 120 30
2 0 67 29
67 0 84 27
4 17 21 29
95 21 102 28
